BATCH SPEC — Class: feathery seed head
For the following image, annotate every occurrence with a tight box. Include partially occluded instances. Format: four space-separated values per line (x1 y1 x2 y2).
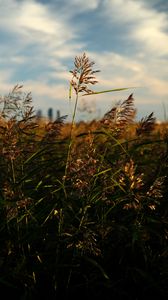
136 112 156 136
70 52 100 95
101 93 136 131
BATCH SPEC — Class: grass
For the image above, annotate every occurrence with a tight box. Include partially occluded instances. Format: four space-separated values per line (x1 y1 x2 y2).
0 53 168 299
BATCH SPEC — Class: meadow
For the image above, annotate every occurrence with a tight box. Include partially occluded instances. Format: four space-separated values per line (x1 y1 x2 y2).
0 53 168 299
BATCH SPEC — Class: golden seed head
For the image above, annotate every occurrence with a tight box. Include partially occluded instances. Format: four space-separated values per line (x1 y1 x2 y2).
70 52 100 95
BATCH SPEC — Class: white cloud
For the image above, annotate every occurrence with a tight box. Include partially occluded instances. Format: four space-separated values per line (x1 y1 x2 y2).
0 0 75 44
25 81 66 100
85 49 168 112
103 0 168 57
0 0 86 81
71 0 99 9
19 2 59 35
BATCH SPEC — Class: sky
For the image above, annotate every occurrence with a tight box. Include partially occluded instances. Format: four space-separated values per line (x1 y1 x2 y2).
0 0 168 122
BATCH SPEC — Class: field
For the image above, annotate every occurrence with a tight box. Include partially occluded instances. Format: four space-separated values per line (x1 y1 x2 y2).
0 54 168 299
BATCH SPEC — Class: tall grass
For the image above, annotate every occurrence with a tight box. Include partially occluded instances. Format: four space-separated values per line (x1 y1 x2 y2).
0 54 168 299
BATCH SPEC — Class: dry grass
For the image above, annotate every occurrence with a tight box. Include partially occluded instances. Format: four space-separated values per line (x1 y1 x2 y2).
0 53 168 299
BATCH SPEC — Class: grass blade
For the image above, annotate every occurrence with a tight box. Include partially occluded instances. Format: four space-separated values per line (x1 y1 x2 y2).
83 87 136 96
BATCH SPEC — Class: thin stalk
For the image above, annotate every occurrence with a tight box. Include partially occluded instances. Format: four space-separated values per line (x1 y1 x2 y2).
64 92 79 180
11 158 16 184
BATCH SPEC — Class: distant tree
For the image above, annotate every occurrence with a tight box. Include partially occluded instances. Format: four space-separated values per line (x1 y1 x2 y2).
56 110 60 119
48 108 53 121
36 109 42 118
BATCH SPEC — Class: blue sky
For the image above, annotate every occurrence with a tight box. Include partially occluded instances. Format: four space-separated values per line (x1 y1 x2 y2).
0 0 168 121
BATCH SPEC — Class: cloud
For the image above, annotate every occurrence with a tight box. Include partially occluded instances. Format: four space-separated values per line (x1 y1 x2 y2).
0 70 16 94
0 0 87 84
54 0 100 14
103 0 168 57
68 0 100 10
85 49 168 114
1 1 73 50
0 0 167 121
